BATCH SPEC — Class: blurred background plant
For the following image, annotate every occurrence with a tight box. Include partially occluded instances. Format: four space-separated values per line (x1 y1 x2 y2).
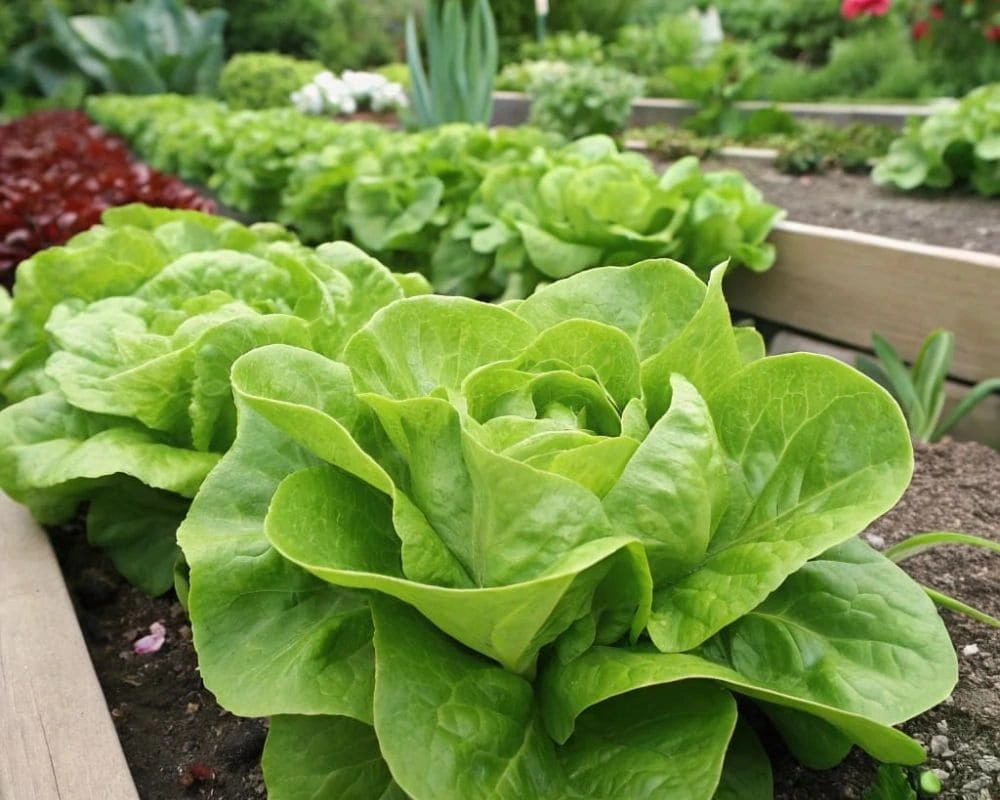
406 0 498 128
1 0 226 100
527 63 645 140
217 52 323 109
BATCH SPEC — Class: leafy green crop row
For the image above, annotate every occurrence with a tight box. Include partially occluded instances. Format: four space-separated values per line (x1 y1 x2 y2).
0 205 958 797
874 83 1000 196
86 94 784 300
631 120 899 176
0 206 427 594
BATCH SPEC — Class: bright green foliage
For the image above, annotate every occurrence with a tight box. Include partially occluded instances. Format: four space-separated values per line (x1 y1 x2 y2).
874 83 1000 196
776 122 898 174
655 43 762 137
863 764 917 800
439 142 783 298
217 52 325 110
632 120 897 176
756 22 932 103
0 205 425 595
520 32 605 65
405 0 498 127
856 329 1000 442
177 258 955 799
4 0 226 98
527 63 645 140
87 94 785 300
608 14 703 77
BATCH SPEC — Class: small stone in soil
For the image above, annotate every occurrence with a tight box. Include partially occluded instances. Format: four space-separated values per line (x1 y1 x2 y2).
864 533 885 549
930 735 952 757
978 756 1000 774
963 644 981 656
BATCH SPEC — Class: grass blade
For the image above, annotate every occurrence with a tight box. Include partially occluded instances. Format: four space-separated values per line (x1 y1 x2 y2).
884 530 1000 562
932 378 1000 441
923 586 1000 628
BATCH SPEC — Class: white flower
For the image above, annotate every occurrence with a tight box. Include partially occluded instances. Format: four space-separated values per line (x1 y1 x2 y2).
342 70 390 102
291 83 325 115
370 82 408 112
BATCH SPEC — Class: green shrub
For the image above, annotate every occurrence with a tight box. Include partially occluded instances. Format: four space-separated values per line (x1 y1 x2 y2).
656 42 760 136
218 52 325 110
528 63 645 140
520 31 603 64
208 0 405 71
609 14 703 76
490 0 638 63
756 22 932 101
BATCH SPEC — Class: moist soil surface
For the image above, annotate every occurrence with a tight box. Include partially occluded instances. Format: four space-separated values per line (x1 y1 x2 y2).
52 440 1000 800
701 157 1000 254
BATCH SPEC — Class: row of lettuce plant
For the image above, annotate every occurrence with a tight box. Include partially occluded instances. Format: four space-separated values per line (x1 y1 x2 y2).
0 205 428 594
0 204 958 798
873 82 1000 196
85 94 784 301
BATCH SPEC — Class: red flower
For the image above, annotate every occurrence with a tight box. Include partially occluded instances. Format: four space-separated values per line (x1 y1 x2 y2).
841 0 892 19
930 5 944 19
987 25 1000 42
912 18 932 39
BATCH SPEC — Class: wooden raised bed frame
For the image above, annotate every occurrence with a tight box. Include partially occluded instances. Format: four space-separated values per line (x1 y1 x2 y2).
492 90 944 130
0 494 139 800
729 221 1000 387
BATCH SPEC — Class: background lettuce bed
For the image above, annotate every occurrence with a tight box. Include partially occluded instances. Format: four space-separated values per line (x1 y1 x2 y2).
85 94 784 300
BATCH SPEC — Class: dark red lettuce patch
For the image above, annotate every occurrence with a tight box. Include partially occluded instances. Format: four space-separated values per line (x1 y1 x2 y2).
0 110 215 288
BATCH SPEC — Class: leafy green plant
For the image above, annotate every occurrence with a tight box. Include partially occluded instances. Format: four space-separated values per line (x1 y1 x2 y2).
437 140 783 299
657 42 761 136
776 122 898 174
175 257 956 799
405 0 498 127
873 83 1000 196
0 204 426 594
856 329 1000 443
608 13 703 77
520 31 604 64
5 0 227 98
217 52 324 110
527 63 645 140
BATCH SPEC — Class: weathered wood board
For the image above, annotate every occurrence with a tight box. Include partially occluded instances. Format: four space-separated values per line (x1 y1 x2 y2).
727 221 1000 386
0 495 138 800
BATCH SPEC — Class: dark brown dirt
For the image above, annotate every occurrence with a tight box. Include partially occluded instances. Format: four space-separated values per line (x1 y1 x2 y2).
711 159 1000 254
51 440 999 800
50 519 266 800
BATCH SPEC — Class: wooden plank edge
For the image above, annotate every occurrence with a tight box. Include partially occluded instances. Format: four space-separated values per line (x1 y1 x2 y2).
625 139 778 161
0 494 139 800
727 221 1000 384
774 219 1000 269
493 91 948 129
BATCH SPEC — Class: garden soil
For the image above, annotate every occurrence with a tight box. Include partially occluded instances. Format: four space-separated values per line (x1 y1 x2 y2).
709 159 1000 254
52 440 1000 800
